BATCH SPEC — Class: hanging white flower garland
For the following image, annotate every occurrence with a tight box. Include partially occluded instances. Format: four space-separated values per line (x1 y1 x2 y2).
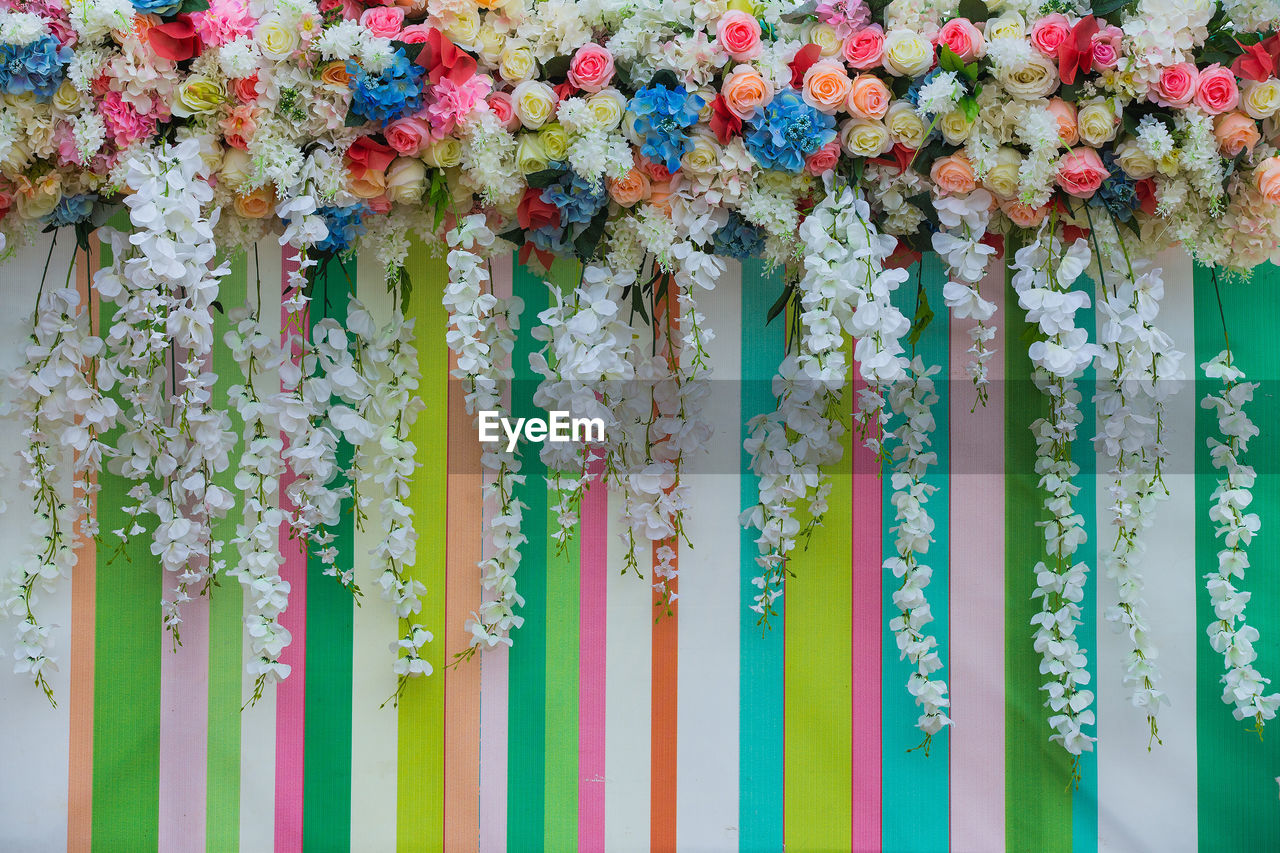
933 189 999 403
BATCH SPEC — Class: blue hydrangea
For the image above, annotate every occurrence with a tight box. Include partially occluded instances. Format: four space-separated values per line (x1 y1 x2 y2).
1089 152 1139 222
713 213 765 259
627 85 705 173
541 170 609 230
44 194 97 228
129 0 184 14
315 205 368 254
0 35 72 101
528 224 573 256
744 89 836 174
347 50 425 125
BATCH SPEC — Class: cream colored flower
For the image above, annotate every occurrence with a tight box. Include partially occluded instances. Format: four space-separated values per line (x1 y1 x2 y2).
1243 79 1280 120
885 101 928 148
984 146 1022 198
840 118 892 157
1077 98 1119 147
499 44 537 83
516 133 550 173
883 30 933 78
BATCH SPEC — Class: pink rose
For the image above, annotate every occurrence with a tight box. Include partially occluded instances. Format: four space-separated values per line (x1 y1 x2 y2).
1255 155 1280 202
1149 62 1199 108
487 92 521 131
717 10 763 61
1056 148 1109 198
385 116 433 156
843 25 884 70
1030 13 1071 57
935 18 984 62
931 154 977 195
805 139 842 176
1195 64 1241 115
360 6 405 40
1090 25 1122 71
568 43 615 93
398 23 432 43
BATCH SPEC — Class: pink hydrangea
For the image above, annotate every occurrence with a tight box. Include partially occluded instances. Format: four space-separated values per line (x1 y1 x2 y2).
99 91 158 149
815 0 871 38
424 75 492 139
192 0 256 47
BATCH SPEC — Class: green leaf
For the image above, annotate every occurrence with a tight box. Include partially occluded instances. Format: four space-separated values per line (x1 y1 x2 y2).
498 228 525 245
908 284 934 350
957 0 989 22
391 40 426 65
959 94 979 123
573 208 609 262
938 44 965 75
344 108 366 128
1091 0 1131 17
542 54 571 82
766 283 794 326
396 266 413 316
525 168 563 188
178 0 210 13
629 282 650 324
649 70 679 91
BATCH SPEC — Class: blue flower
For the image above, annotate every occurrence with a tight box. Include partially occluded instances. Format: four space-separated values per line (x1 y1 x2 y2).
540 169 609 231
713 213 765 259
316 205 368 254
627 85 705 173
129 0 183 14
0 35 72 101
44 194 97 228
744 89 836 174
1089 152 1139 222
347 50 425 125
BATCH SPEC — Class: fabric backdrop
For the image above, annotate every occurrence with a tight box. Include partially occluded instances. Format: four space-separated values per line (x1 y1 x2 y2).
0 234 1276 853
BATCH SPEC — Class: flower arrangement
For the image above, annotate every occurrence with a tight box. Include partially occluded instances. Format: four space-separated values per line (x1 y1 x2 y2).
2 0 1280 764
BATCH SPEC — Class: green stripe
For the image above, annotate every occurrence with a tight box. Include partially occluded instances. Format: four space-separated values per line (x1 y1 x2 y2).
783 334 853 851
738 258 785 849
508 257 551 851
544 261 582 851
206 251 247 852
302 259 355 853
398 245 448 851
1194 263 1280 852
881 257 951 852
1004 237 1075 853
92 218 162 851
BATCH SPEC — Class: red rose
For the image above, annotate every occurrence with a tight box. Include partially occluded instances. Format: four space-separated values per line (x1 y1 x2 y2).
1232 40 1275 82
346 136 397 173
149 15 202 62
709 95 743 144
413 28 477 87
517 188 559 231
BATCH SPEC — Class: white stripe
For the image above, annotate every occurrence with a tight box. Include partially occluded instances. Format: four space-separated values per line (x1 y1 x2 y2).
676 262 741 850
239 238 281 853
1096 247 1198 852
0 235 71 851
605 485 651 852
349 253 399 850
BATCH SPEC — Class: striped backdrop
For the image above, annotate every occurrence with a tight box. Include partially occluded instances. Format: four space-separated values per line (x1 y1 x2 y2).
0 234 1278 853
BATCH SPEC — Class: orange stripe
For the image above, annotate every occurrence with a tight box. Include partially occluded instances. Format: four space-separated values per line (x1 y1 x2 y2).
444 350 482 852
67 240 98 853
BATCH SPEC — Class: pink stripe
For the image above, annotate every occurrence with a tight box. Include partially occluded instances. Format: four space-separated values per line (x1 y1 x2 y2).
478 250 513 853
158 592 209 853
274 249 308 853
577 459 607 853
850 365 882 852
948 265 1006 852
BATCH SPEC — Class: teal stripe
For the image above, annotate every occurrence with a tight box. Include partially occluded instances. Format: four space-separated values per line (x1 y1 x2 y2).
302 260 354 853
1194 263 1280 852
507 257 552 851
881 256 950 852
738 259 786 850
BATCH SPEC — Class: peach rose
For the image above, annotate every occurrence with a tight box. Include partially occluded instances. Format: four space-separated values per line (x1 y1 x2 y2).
1255 156 1280 202
805 139 842 175
348 164 388 200
1045 97 1078 146
717 10 763 61
647 174 683 214
1030 13 1070 57
487 92 521 131
936 18 984 62
234 74 262 102
722 65 773 119
385 117 433 156
637 154 673 182
1214 111 1261 157
931 153 976 195
1149 62 1198 108
360 6 405 39
846 73 891 120
843 25 885 70
1056 147 1109 198
233 185 275 219
607 167 652 207
1195 64 1241 115
1000 198 1048 228
802 60 853 115
568 43 615 92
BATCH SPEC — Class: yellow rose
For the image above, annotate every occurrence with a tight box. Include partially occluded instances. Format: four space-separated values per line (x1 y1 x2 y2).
256 16 299 61
220 148 253 191
840 118 892 157
1114 139 1157 180
15 173 62 220
539 122 569 160
173 76 225 118
386 157 427 204
885 101 928 148
513 80 556 129
499 44 537 83
424 137 463 169
727 0 756 11
516 133 550 173
984 146 1022 199
1158 150 1180 177
1077 98 1119 147
52 80 80 113
999 54 1058 100
444 8 481 49
883 31 933 78
804 22 844 57
985 13 1025 40
587 90 625 129
476 24 506 65
1243 79 1280 120
940 108 974 145
681 131 721 177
